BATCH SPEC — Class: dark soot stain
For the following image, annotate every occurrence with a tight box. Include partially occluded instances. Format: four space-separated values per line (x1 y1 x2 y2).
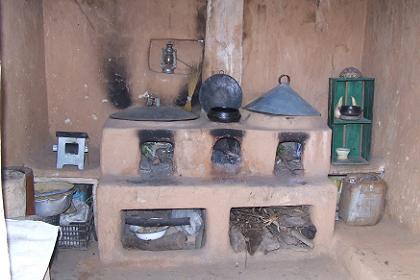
105 58 132 109
210 129 244 139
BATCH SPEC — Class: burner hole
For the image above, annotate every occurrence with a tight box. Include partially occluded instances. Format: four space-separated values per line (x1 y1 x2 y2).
274 141 304 177
211 137 242 174
65 142 79 154
140 141 174 177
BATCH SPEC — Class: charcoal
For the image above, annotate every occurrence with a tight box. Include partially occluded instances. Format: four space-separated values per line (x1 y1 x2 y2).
274 142 304 176
211 137 242 174
139 142 174 177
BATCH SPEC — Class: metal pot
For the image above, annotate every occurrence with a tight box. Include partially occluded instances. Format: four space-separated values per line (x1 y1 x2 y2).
207 107 241 123
198 71 243 112
340 105 362 117
34 183 74 217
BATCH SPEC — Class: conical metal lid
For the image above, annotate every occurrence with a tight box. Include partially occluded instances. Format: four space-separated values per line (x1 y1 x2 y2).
244 75 320 116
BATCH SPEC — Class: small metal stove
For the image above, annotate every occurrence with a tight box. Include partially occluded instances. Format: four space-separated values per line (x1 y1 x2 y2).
53 131 88 170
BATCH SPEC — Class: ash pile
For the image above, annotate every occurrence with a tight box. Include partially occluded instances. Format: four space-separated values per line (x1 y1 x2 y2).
229 206 316 255
274 142 304 177
140 142 174 177
211 137 242 174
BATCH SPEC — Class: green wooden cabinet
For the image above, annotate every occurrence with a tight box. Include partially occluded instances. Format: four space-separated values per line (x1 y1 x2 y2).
328 78 374 164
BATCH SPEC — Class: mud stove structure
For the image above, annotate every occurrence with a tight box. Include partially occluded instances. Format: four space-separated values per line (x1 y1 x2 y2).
97 112 336 264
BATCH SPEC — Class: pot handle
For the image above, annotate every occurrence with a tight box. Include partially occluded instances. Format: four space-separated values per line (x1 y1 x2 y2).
278 74 291 85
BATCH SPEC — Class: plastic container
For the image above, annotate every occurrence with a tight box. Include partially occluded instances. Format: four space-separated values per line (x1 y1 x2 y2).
339 173 386 226
37 214 60 226
14 214 60 226
58 207 94 249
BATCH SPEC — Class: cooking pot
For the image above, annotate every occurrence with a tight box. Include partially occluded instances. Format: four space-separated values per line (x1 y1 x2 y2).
34 182 74 217
340 105 362 117
207 107 241 123
198 71 243 112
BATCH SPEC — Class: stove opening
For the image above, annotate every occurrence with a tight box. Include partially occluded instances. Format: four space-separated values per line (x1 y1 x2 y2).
211 137 242 174
121 209 206 251
65 142 79 154
274 141 304 177
229 206 316 255
139 141 174 177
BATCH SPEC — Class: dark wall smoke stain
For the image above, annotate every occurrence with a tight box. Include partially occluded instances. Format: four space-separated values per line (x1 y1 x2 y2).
138 130 174 145
278 132 309 143
175 84 189 107
196 1 207 39
211 129 244 140
257 3 267 17
105 58 132 109
242 0 253 42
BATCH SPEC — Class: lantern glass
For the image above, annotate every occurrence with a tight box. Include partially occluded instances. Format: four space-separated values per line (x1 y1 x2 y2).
160 43 177 74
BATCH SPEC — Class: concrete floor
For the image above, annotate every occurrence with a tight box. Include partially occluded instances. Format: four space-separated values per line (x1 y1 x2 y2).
50 219 420 280
51 242 351 280
51 243 351 280
334 220 420 280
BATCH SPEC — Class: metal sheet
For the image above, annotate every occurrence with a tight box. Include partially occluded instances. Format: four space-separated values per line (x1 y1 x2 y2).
244 84 320 116
110 106 199 121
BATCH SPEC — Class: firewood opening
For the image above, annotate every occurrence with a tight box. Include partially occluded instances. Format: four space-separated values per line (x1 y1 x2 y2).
274 141 304 177
211 137 242 174
121 209 206 251
140 141 174 177
229 206 316 255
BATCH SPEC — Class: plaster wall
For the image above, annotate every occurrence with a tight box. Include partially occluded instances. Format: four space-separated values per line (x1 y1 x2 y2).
241 0 367 117
43 0 369 151
1 0 49 165
43 0 206 150
2 0 369 160
361 0 420 233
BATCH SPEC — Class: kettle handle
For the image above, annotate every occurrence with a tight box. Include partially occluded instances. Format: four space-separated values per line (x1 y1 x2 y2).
278 74 291 85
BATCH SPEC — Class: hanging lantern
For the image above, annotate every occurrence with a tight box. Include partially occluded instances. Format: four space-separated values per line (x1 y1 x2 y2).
160 42 177 74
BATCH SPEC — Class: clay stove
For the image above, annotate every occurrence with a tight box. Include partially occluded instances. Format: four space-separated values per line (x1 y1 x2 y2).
96 111 336 264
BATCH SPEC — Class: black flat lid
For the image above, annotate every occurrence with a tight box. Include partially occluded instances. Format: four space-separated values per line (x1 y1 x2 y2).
56 131 88 138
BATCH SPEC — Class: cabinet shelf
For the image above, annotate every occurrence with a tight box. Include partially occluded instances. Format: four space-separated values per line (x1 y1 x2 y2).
328 77 374 164
331 157 369 165
332 117 372 125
